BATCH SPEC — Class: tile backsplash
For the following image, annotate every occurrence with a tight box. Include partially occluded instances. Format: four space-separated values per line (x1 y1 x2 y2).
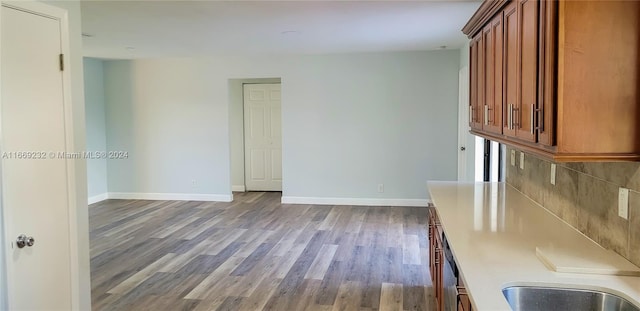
505 147 640 267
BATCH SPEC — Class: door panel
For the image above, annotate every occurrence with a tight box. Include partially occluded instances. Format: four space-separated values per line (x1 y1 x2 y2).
469 34 484 130
1 5 72 310
271 150 282 181
476 33 485 131
250 150 266 180
483 24 493 130
482 15 504 135
270 107 281 139
249 106 266 138
243 84 282 191
503 1 518 137
469 37 478 128
516 0 538 142
269 88 281 101
538 0 556 146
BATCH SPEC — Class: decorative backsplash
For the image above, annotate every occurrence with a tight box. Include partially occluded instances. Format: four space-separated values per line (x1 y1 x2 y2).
505 147 640 267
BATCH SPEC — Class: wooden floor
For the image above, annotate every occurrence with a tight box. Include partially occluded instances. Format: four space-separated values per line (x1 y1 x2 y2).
90 192 434 311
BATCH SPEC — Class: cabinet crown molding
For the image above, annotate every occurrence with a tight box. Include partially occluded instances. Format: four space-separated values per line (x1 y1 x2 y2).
462 0 509 37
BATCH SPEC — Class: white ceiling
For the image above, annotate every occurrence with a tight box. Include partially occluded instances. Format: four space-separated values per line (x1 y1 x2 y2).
81 1 481 59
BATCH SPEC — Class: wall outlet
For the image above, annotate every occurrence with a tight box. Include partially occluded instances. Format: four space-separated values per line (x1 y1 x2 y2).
550 164 556 185
377 184 384 193
619 187 629 219
191 179 197 189
519 152 525 170
510 150 516 166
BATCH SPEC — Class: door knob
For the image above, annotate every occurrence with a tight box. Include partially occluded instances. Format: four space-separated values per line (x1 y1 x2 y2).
16 234 35 248
460 147 466 151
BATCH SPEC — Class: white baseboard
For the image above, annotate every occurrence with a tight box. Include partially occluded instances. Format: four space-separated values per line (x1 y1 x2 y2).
281 196 431 207
88 193 109 205
108 192 233 202
231 185 246 192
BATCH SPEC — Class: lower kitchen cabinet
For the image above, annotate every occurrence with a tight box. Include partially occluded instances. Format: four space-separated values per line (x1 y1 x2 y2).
429 206 473 311
457 278 472 311
428 206 444 310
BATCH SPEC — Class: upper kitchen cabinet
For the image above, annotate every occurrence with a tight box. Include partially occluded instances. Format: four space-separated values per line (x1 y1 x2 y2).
463 0 640 162
469 32 484 131
482 10 503 134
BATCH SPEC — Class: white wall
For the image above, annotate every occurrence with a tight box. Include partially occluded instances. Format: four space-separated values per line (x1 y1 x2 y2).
84 58 108 200
103 50 460 204
104 60 234 201
229 78 281 191
41 1 91 310
460 41 470 69
282 52 459 202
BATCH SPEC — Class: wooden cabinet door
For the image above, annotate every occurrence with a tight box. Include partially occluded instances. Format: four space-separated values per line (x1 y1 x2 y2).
503 0 538 142
503 1 518 137
537 0 556 147
515 0 538 142
469 36 477 128
428 211 435 281
435 237 444 311
482 13 503 134
470 33 484 131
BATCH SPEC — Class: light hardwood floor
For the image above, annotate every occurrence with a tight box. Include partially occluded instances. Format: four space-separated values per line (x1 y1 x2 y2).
90 192 434 311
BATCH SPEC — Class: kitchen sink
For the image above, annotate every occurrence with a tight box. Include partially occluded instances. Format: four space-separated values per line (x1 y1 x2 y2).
502 286 640 311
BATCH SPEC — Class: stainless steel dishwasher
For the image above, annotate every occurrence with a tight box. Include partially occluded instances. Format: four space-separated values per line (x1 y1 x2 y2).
442 234 458 311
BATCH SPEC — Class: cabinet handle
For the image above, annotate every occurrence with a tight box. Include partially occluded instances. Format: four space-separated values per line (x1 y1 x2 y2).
470 106 473 123
512 104 515 129
531 104 535 134
538 105 544 133
508 104 513 130
484 105 489 125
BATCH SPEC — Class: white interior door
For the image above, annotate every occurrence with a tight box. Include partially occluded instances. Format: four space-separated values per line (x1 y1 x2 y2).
1 4 73 310
458 66 476 181
244 83 282 191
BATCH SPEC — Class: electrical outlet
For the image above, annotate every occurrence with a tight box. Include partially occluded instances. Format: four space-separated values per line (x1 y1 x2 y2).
191 179 197 189
510 150 516 166
619 187 629 219
550 164 556 185
377 184 384 193
519 152 525 170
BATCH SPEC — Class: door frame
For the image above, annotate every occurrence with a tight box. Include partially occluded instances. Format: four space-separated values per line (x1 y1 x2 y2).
242 82 282 192
458 66 474 181
0 2 81 309
227 78 281 193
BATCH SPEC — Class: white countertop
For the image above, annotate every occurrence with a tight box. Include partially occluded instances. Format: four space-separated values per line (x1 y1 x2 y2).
427 181 640 311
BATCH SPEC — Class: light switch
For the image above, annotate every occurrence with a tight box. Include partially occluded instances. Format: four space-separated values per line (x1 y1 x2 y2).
519 152 525 170
511 150 516 166
550 164 556 185
619 187 629 220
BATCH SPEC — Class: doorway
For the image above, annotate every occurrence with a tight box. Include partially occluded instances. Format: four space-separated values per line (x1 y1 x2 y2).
477 139 504 182
458 65 503 183
457 66 477 181
228 78 282 193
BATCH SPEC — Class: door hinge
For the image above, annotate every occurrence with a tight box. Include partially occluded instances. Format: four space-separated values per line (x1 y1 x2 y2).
59 54 64 71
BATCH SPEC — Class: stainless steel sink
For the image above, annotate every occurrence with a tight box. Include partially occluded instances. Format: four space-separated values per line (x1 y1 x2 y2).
502 286 640 311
